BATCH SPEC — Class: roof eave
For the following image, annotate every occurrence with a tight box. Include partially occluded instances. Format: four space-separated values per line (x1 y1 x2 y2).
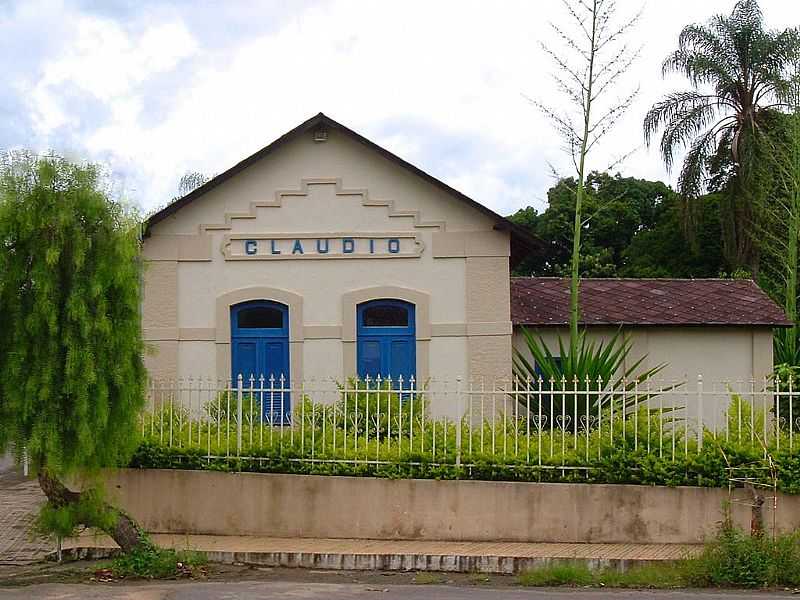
143 113 544 258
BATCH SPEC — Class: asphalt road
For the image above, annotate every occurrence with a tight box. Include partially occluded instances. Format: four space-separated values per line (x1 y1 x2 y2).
0 581 797 599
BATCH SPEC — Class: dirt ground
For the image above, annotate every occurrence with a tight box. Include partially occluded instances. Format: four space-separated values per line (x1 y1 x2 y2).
0 559 509 588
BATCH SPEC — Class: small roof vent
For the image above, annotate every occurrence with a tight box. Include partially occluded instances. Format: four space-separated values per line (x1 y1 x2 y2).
313 126 328 142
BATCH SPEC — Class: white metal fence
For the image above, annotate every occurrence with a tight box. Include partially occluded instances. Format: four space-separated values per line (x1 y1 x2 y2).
137 374 800 473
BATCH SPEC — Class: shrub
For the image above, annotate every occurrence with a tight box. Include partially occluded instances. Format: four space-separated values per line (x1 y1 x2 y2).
109 545 207 579
299 379 426 440
34 487 117 539
689 527 800 588
132 393 800 493
517 528 800 589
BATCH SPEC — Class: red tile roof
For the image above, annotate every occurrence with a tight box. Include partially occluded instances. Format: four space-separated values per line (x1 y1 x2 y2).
511 278 792 327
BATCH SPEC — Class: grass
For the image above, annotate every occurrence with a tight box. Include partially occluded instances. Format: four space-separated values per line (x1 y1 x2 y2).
412 572 446 584
517 561 692 588
107 545 208 579
518 562 598 587
467 573 492 585
518 528 800 589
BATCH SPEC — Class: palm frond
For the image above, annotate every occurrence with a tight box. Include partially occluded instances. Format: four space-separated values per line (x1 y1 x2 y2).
644 0 800 213
643 92 721 169
677 123 732 198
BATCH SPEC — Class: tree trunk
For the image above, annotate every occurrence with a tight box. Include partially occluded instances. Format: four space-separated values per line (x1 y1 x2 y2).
37 468 149 554
745 482 765 538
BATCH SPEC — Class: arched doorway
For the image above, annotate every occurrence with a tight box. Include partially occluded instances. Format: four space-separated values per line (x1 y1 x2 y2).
356 299 416 383
230 300 290 422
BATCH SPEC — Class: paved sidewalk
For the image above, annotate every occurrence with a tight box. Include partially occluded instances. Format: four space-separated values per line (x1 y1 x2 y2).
0 470 52 565
63 532 702 573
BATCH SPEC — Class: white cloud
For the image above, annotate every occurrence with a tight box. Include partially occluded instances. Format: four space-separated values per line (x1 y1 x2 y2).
29 15 197 136
8 0 800 214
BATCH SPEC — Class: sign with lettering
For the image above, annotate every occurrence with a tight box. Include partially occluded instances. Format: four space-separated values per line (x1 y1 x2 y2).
223 233 423 260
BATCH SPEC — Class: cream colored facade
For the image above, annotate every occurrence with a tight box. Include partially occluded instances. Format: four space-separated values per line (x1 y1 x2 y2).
512 325 775 422
142 113 781 426
142 116 515 390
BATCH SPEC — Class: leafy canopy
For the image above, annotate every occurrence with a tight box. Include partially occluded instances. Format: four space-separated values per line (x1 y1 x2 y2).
508 172 725 278
644 0 799 197
0 152 146 476
643 0 800 271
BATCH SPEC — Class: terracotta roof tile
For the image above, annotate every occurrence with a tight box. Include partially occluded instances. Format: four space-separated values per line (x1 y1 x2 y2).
510 278 791 327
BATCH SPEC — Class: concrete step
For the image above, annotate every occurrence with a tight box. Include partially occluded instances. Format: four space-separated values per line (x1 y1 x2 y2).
60 534 702 574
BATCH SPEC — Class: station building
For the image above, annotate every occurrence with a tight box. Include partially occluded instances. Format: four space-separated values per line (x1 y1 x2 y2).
142 113 536 392
142 113 788 419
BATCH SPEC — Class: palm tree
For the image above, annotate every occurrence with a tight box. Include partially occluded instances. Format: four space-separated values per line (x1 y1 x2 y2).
643 0 799 273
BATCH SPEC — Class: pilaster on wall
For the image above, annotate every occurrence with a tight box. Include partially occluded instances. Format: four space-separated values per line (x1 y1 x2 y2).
142 261 179 380
465 256 512 384
752 329 774 382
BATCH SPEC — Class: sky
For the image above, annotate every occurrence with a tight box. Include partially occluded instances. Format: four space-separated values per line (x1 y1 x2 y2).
1 0 799 217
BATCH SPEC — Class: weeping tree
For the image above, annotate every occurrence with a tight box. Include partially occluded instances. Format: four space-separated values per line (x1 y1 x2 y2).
643 0 800 274
176 171 210 198
0 152 149 552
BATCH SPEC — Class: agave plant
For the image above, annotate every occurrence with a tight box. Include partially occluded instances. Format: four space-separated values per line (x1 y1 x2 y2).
512 327 669 427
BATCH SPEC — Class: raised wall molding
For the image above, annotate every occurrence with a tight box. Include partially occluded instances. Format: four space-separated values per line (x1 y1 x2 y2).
198 177 447 235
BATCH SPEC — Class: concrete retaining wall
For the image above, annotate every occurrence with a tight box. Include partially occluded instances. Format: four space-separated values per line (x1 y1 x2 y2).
103 469 800 544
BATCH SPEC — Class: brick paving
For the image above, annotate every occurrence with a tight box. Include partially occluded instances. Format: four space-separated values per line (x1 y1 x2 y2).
0 469 52 565
65 532 702 562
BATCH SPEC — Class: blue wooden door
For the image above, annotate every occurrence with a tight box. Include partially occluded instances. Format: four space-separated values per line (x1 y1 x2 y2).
357 299 415 384
231 300 290 423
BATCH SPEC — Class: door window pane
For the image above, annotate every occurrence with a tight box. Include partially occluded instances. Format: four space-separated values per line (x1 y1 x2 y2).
363 305 408 327
237 306 283 329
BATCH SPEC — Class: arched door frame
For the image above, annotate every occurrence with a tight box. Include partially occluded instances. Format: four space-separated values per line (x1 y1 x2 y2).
215 286 304 384
342 286 430 383
356 299 416 382
230 299 290 380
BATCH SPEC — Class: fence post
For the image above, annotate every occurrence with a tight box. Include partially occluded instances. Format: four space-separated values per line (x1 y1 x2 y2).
455 376 462 469
697 374 703 451
237 374 243 457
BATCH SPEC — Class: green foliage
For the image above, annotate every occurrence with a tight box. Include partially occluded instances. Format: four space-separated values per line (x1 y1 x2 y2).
518 561 690 588
204 391 264 426
34 487 116 539
411 573 446 585
643 0 800 272
690 527 800 588
301 379 425 439
508 172 725 278
518 528 800 589
176 171 210 198
517 562 595 587
109 545 207 579
621 192 725 278
774 330 800 369
595 564 689 588
725 394 766 443
512 327 668 423
0 152 147 476
771 367 800 435
130 394 800 494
